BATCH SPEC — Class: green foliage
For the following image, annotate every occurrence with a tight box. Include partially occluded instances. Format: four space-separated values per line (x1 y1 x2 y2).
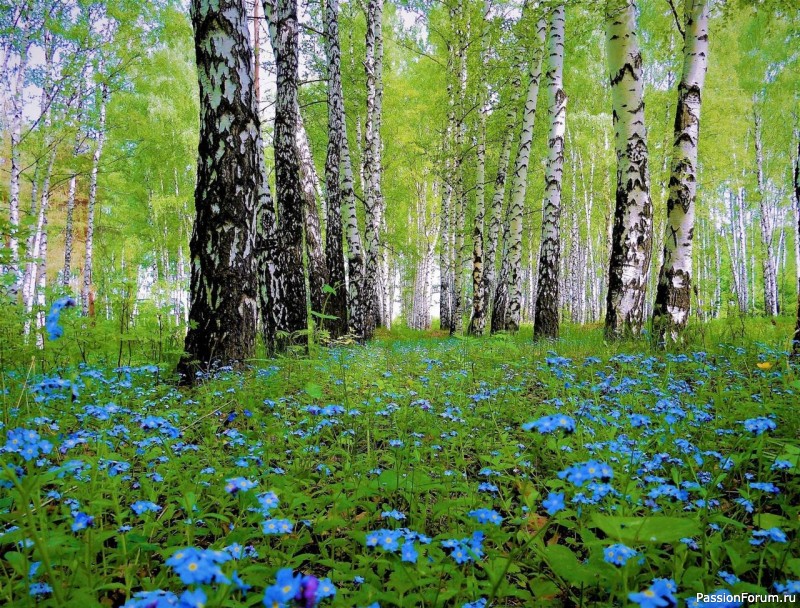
1 321 800 606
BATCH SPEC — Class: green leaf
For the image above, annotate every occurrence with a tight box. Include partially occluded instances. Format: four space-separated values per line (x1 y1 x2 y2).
589 514 701 544
4 551 27 577
305 383 323 399
543 544 595 585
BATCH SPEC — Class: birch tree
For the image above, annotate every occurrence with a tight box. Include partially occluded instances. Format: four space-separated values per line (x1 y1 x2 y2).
793 130 800 352
178 0 260 377
754 104 779 316
492 15 547 333
271 0 309 349
604 0 654 337
483 69 521 318
652 0 710 341
323 0 349 338
81 78 109 316
362 0 384 339
4 11 31 298
533 5 567 340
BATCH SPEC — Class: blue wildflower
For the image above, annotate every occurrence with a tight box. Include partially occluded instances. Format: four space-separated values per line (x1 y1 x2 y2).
629 578 677 608
264 568 301 608
522 415 576 434
542 492 565 515
401 541 418 563
468 508 503 525
603 543 637 566
742 417 776 435
262 519 294 535
45 296 76 340
71 511 94 532
131 501 161 516
225 477 257 494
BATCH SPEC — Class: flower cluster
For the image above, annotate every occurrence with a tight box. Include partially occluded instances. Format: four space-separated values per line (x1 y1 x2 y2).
3 428 53 462
522 414 576 434
263 568 336 608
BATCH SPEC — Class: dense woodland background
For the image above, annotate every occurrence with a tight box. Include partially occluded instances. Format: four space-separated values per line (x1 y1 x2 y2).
0 0 799 359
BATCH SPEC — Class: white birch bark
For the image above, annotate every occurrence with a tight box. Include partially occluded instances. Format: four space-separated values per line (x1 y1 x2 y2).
533 5 567 340
492 17 547 332
604 0 654 337
362 0 384 338
754 105 779 316
653 0 710 340
6 32 30 297
484 70 522 315
82 81 108 316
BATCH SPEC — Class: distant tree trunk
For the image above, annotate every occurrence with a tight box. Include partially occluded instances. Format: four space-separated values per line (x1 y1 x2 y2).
604 0 654 338
362 0 384 339
342 120 365 338
793 130 800 352
7 34 30 299
32 148 57 345
468 105 488 335
178 0 260 377
653 0 710 341
82 81 108 316
754 104 779 317
483 70 521 318
323 0 349 338
726 186 750 313
493 16 547 332
439 23 456 332
256 141 280 355
63 71 87 289
272 0 308 349
534 5 567 340
297 117 330 323
23 148 55 331
450 4 469 335
412 179 436 329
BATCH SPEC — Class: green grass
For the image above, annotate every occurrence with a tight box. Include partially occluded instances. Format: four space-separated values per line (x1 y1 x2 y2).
1 319 799 607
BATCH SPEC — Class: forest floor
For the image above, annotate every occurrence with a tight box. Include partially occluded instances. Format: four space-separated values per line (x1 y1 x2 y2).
1 320 799 607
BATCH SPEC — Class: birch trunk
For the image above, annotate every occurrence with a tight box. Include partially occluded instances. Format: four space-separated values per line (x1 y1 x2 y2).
534 5 567 340
754 105 779 317
468 104 488 335
297 117 330 323
63 70 88 289
270 0 308 349
604 0 654 337
439 34 456 332
362 0 384 339
484 70 522 316
32 148 57 345
342 120 365 338
495 16 547 332
323 0 349 338
82 82 108 316
178 0 261 377
793 131 800 352
6 34 30 298
450 4 468 335
653 0 710 341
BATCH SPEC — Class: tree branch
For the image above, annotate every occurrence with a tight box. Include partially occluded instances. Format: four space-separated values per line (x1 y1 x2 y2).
665 0 685 38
